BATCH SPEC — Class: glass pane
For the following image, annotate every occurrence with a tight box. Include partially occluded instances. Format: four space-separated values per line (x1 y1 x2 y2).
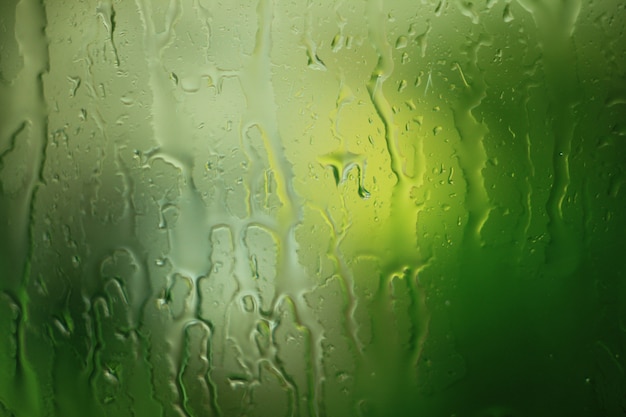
1 0 625 416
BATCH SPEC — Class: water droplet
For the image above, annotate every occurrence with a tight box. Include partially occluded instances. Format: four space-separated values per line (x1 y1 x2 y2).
331 33 342 51
181 76 201 93
503 4 514 22
242 295 255 312
120 95 134 106
67 76 81 97
42 231 51 247
358 185 371 199
395 36 408 49
307 51 327 71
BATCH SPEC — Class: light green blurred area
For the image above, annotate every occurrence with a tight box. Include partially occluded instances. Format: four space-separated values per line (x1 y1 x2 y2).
1 0 625 416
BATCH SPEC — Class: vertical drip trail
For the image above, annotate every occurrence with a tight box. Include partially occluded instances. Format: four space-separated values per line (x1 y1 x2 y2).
240 0 299 229
96 0 120 67
544 92 579 274
238 0 325 414
518 0 583 276
366 0 402 187
11 0 51 414
365 0 427 269
543 55 579 275
520 71 538 261
303 0 326 71
366 0 408 265
312 201 365 354
363 0 431 412
452 37 491 250
134 0 214 415
317 80 366 361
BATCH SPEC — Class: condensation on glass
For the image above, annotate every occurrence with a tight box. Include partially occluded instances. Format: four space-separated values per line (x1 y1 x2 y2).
0 0 625 416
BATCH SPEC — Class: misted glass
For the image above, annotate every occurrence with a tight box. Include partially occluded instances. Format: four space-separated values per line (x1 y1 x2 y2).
1 0 625 416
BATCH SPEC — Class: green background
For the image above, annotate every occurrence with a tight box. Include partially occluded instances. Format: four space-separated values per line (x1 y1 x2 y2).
1 0 625 416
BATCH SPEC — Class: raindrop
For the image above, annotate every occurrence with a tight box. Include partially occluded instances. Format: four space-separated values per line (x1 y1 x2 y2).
395 36 408 49
503 4 514 22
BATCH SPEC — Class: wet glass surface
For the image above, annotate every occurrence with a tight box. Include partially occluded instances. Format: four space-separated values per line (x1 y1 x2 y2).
1 0 625 416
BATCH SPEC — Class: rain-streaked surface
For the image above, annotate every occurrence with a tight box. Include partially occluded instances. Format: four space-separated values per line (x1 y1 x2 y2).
1 0 625 416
